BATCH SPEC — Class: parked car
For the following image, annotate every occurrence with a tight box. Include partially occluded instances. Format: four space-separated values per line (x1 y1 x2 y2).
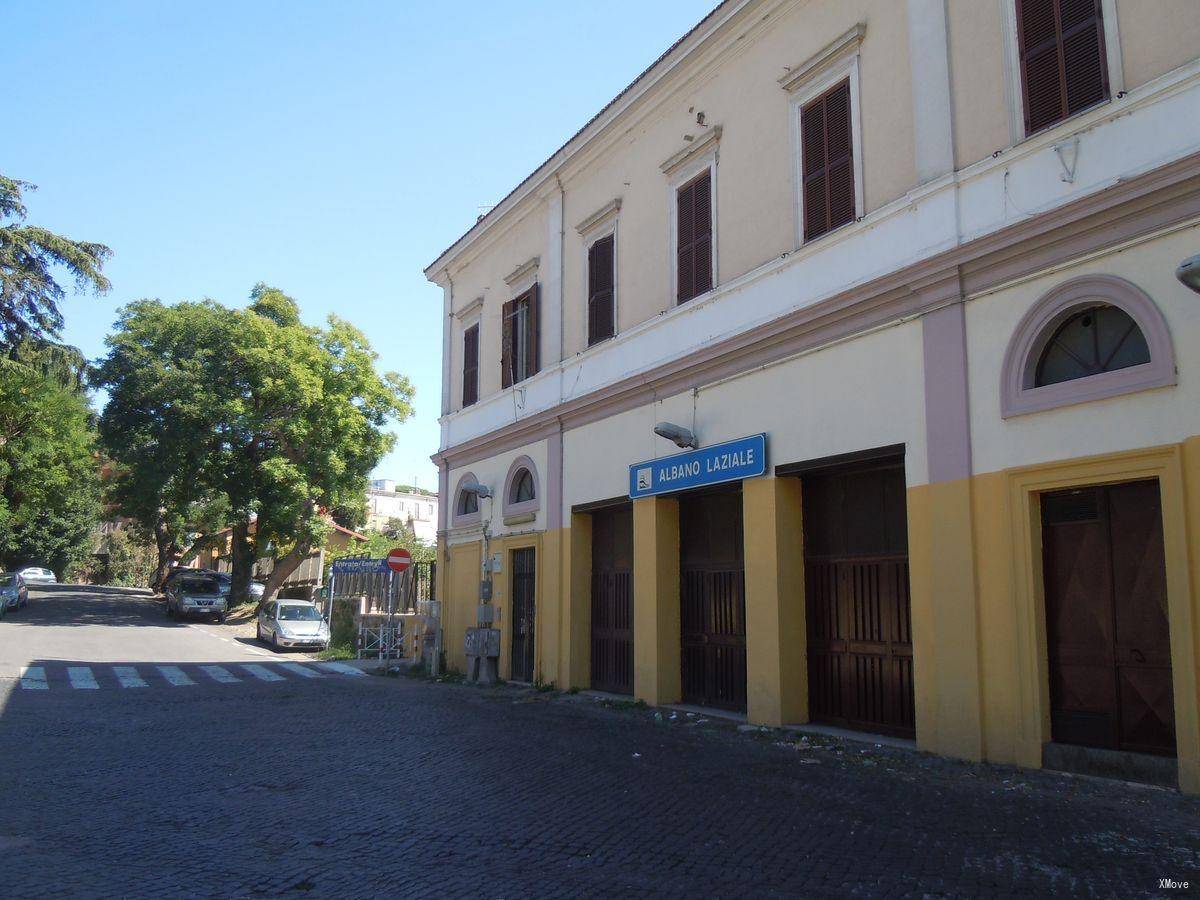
0 572 29 613
17 566 56 585
205 571 265 602
257 600 329 651
165 574 228 623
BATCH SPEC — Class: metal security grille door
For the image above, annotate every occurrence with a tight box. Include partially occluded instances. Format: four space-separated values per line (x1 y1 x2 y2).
591 506 633 694
802 463 914 738
679 490 747 711
1042 480 1175 756
510 548 536 682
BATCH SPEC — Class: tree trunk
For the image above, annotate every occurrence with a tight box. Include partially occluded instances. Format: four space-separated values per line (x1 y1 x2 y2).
229 520 255 606
259 542 312 608
150 518 178 593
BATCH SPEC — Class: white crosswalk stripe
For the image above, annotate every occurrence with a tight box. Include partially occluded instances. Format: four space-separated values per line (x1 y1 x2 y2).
19 665 47 690
199 665 240 684
280 662 322 679
14 661 368 690
67 666 99 689
112 666 148 688
241 664 286 682
156 665 195 686
317 661 365 677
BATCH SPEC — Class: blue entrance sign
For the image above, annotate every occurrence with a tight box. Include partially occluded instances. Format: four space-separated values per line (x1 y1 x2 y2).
331 557 390 576
628 434 767 499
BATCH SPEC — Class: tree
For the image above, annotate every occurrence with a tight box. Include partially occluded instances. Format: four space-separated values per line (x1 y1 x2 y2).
94 299 235 589
0 175 111 346
0 352 102 575
95 285 415 603
234 285 415 603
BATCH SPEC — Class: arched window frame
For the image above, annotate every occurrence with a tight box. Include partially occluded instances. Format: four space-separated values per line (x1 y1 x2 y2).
502 455 540 521
1000 275 1175 418
451 471 482 528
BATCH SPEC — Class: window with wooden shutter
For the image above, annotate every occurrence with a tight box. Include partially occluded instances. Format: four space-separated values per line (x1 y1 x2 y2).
1017 0 1108 135
801 79 855 242
461 323 479 407
501 285 539 387
676 170 713 304
587 234 615 346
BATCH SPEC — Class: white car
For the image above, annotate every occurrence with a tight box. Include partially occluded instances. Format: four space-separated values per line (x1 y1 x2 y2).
257 600 330 651
17 567 57 585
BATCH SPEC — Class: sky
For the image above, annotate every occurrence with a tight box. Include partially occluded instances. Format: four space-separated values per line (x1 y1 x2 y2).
7 0 715 491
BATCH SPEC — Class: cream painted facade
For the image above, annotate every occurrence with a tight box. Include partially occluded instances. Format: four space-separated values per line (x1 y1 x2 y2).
428 0 1200 792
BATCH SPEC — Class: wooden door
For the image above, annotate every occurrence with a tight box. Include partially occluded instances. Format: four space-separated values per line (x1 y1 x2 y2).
679 490 747 711
1042 480 1175 756
510 548 536 682
591 506 633 694
802 463 914 738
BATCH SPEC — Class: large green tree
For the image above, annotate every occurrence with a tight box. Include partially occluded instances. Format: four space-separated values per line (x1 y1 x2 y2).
94 299 234 588
0 175 111 345
96 286 414 602
0 348 102 575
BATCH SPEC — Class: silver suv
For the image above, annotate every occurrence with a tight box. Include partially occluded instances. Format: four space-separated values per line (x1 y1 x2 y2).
165 575 228 623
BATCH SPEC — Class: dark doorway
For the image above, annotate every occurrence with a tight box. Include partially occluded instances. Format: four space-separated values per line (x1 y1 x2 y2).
802 462 914 738
679 489 747 711
1042 480 1175 757
510 547 536 682
591 505 634 694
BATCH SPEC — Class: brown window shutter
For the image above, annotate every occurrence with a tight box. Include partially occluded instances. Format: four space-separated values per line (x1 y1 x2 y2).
676 170 712 304
501 299 514 389
588 234 615 345
462 323 479 407
1017 0 1108 135
528 283 540 376
802 78 855 242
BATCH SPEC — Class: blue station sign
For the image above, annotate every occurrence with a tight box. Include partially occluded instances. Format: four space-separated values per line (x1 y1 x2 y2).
331 557 390 576
628 434 768 499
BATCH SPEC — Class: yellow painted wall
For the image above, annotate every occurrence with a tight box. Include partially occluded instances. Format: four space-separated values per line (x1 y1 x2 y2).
1117 0 1200 90
632 496 681 706
742 477 807 726
438 438 1200 792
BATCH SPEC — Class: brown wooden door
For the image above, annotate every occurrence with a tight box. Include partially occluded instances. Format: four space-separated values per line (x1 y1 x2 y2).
1042 480 1175 756
803 463 914 738
679 490 747 711
510 548 536 682
591 506 633 694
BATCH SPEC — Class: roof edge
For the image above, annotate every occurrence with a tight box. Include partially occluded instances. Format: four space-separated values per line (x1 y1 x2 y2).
423 0 749 281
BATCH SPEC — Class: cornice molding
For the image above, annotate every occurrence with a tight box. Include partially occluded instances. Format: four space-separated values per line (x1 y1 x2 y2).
433 151 1200 471
503 257 540 287
778 22 866 93
575 198 623 236
454 296 484 321
660 125 723 176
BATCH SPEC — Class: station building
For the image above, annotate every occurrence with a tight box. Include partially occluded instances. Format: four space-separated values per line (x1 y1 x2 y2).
426 0 1200 791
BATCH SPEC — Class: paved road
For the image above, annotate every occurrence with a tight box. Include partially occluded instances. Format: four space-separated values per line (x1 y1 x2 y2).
1 586 1197 898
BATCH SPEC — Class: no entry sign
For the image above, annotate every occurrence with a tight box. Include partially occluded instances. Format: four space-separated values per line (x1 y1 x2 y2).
386 547 412 573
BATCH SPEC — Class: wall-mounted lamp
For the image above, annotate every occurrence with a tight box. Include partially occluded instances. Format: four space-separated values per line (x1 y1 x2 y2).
1176 254 1200 295
654 422 698 450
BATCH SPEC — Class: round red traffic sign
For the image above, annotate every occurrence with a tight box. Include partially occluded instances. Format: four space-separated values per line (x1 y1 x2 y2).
386 547 412 573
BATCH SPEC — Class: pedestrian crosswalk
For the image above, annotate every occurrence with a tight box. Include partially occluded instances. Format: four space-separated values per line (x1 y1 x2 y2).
17 661 366 691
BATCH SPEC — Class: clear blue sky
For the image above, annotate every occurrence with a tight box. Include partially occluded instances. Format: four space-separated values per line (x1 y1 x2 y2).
8 0 714 490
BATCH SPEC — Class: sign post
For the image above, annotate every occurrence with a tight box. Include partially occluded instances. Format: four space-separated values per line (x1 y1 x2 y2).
383 548 411 670
386 547 412 574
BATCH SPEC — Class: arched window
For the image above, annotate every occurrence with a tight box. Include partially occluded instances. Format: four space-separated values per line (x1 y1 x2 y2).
1000 275 1175 418
503 456 541 521
457 491 479 516
451 472 482 527
1034 305 1150 387
510 468 535 504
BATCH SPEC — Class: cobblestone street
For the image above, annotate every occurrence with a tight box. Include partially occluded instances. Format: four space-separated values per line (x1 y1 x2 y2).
2 588 1198 898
